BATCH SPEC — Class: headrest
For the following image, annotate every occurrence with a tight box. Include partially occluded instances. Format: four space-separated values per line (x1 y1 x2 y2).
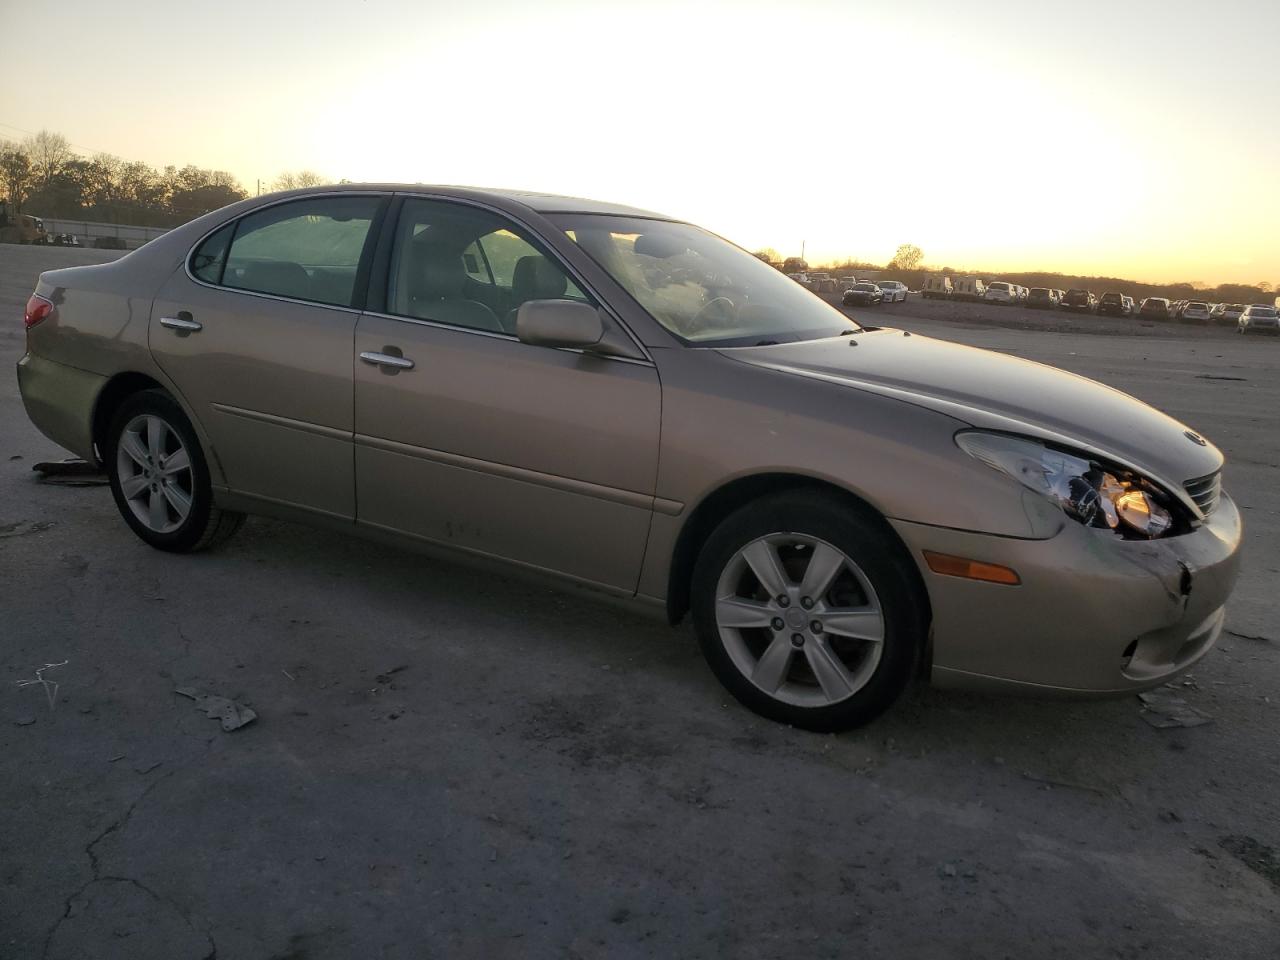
408 241 467 301
512 255 568 302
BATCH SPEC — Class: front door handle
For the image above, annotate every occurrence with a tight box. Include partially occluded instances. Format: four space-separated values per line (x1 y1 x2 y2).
160 314 202 333
359 350 415 370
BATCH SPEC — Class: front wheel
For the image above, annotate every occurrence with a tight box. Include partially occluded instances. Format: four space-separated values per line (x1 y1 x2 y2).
106 389 244 552
691 491 927 731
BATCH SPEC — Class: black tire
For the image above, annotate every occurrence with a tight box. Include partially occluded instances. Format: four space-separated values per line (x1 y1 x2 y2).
105 389 244 552
691 490 927 731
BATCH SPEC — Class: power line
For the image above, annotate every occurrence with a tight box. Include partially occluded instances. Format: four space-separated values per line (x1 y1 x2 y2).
0 120 120 159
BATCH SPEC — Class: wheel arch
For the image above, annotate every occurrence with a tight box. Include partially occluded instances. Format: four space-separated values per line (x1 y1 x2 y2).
90 371 165 465
665 473 932 655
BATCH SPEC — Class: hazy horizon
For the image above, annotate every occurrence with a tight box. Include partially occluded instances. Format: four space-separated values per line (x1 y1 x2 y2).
3 0 1277 287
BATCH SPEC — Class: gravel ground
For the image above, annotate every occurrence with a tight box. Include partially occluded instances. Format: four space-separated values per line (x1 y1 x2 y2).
2 247 1278 959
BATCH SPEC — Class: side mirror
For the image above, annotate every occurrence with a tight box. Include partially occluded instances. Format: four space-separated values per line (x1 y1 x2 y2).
516 299 604 350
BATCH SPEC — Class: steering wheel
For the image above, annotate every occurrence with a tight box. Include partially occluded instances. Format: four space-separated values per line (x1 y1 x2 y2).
691 296 735 329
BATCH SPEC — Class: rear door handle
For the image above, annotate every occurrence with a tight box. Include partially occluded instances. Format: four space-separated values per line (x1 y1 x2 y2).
160 315 202 332
359 351 415 370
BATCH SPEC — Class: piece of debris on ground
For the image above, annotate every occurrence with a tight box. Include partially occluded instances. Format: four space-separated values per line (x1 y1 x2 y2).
1138 686 1213 728
32 458 109 486
174 686 258 731
16 660 68 710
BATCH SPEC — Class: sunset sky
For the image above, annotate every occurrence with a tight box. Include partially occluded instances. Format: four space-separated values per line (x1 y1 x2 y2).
3 0 1277 285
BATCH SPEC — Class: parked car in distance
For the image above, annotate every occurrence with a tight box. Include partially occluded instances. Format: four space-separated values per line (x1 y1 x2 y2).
1061 289 1096 313
1026 287 1057 309
1139 297 1172 319
1214 303 1244 323
952 276 986 301
787 272 810 285
1179 301 1212 323
838 276 859 290
17 184 1240 731
50 233 82 247
921 275 953 299
842 281 884 306
1097 292 1130 316
1239 303 1279 334
876 281 908 303
983 281 1018 305
1168 300 1187 320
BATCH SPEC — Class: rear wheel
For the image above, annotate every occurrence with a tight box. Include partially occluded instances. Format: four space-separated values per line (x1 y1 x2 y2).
691 491 926 731
106 389 244 552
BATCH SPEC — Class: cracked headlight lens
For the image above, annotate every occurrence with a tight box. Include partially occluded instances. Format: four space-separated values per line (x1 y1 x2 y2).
956 431 1174 538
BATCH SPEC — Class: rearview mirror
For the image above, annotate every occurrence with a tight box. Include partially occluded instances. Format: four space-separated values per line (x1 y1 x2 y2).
516 299 604 350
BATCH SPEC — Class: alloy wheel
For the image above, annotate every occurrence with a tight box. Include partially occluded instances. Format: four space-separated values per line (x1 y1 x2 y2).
115 414 194 534
714 533 885 708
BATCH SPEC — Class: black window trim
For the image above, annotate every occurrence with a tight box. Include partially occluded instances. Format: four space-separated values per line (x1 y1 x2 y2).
184 191 392 313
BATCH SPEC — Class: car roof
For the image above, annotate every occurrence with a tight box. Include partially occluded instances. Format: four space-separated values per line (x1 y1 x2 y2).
271 182 673 219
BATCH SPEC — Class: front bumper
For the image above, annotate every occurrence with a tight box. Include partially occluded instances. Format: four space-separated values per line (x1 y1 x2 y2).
890 493 1243 695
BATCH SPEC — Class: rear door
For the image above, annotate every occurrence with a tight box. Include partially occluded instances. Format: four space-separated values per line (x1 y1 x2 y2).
352 196 661 591
150 194 386 518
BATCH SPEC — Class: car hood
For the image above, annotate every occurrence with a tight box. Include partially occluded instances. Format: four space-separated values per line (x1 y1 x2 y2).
719 329 1222 507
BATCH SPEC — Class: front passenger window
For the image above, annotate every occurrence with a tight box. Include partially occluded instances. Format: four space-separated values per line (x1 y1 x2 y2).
221 196 382 308
387 199 589 335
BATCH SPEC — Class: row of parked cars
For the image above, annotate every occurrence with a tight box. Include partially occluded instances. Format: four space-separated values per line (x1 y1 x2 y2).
1137 298 1279 332
916 274 1279 333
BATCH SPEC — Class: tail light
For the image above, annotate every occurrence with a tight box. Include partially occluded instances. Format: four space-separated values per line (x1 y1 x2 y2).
24 294 54 329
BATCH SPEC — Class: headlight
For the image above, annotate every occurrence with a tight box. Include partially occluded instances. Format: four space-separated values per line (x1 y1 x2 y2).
956 431 1175 538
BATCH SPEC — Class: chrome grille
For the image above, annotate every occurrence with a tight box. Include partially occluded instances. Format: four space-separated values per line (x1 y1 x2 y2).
1184 471 1221 516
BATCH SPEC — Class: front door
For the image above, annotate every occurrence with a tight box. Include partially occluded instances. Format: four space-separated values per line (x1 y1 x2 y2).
150 194 385 518
353 197 661 591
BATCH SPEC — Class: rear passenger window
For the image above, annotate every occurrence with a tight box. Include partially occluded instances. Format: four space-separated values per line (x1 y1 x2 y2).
220 196 382 308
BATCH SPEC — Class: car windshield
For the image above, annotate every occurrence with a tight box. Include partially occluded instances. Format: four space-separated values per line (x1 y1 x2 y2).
550 214 859 345
1251 307 1277 317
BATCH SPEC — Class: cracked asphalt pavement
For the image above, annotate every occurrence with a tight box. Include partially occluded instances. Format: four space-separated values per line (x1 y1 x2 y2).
2 247 1278 958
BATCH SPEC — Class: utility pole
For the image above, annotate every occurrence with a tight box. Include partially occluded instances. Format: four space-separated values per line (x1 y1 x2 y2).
801 239 806 263
256 179 261 196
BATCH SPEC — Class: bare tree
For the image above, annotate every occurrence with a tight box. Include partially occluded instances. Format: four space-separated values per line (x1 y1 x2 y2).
24 130 73 190
84 153 124 209
887 244 924 271
274 170 327 191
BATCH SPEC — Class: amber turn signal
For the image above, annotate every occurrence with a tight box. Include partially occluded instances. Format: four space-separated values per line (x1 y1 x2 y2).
923 551 1021 585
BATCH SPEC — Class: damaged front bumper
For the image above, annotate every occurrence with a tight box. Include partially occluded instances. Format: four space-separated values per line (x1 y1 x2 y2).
891 493 1243 695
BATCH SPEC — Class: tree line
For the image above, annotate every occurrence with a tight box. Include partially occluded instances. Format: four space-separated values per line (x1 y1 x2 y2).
0 130 329 228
